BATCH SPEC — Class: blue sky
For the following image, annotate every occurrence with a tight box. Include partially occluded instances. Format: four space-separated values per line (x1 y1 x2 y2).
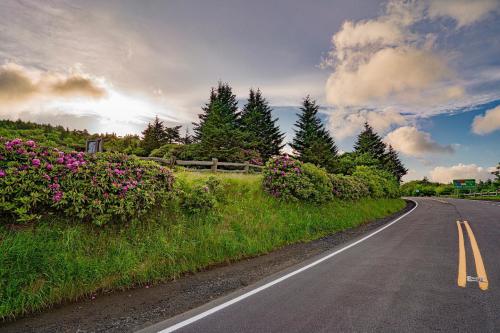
0 0 499 182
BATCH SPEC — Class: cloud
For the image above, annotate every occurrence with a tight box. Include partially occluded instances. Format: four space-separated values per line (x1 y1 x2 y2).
50 76 106 98
429 163 495 183
428 0 500 27
0 63 38 103
328 107 407 139
326 46 458 107
471 105 500 135
384 126 454 157
0 63 106 104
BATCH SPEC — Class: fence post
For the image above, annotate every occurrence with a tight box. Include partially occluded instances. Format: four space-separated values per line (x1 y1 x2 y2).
211 158 218 173
170 156 177 167
244 161 249 173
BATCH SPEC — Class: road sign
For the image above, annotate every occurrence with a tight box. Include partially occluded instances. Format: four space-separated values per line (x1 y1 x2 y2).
453 179 476 189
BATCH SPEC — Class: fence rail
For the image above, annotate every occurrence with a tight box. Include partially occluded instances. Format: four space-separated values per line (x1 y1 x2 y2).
462 190 500 197
140 157 263 173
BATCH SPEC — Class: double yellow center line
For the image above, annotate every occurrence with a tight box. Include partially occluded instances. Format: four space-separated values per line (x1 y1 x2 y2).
456 220 488 290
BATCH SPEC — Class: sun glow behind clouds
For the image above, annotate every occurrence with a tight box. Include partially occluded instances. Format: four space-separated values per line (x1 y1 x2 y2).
46 84 179 135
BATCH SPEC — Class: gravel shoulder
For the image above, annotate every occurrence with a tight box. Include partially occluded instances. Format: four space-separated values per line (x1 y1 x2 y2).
1 200 414 333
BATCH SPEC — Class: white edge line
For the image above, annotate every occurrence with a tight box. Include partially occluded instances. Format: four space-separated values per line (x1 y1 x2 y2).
158 200 419 333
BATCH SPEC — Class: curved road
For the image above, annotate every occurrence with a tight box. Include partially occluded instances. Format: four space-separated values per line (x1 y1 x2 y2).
140 198 500 333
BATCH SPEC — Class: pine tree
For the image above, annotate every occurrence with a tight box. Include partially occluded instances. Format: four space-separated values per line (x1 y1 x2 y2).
181 126 193 145
240 89 284 160
384 145 408 182
165 125 182 144
141 115 167 154
354 122 387 158
192 82 244 160
290 96 338 170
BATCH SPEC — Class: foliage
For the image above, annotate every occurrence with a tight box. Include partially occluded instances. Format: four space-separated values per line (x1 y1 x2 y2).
0 138 174 225
0 170 405 320
329 174 370 200
352 165 400 198
176 176 223 214
0 119 146 156
353 123 407 182
240 89 284 160
290 96 338 171
141 116 181 155
493 162 500 186
192 82 246 160
336 152 381 175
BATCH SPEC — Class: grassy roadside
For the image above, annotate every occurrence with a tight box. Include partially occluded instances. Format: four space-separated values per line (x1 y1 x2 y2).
466 196 500 202
0 173 405 320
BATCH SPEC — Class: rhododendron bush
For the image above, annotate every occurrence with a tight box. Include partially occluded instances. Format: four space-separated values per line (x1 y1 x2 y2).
0 138 174 225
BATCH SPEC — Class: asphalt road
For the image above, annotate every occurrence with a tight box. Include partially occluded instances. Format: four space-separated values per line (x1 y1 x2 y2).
140 198 500 333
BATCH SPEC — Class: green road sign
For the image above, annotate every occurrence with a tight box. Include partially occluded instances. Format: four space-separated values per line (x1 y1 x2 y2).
453 179 476 189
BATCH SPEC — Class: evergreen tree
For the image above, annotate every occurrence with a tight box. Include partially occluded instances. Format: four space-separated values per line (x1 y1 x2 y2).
181 126 193 145
384 145 408 182
165 125 182 144
290 96 338 170
141 115 167 154
240 89 284 160
354 122 387 158
192 82 244 160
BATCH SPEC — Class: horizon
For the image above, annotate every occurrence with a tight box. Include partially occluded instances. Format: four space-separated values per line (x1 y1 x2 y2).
1 0 499 182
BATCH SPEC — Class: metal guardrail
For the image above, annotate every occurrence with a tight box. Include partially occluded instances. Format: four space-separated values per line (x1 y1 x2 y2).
140 157 264 173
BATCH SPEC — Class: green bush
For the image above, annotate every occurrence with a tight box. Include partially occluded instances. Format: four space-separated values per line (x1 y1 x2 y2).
352 166 399 198
176 176 223 214
0 138 174 225
262 155 332 203
330 174 369 200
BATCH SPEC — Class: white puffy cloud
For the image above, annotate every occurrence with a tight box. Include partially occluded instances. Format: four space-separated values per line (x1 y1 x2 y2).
471 105 500 135
328 108 407 139
384 126 454 157
429 163 495 183
324 0 466 110
326 46 458 107
428 0 500 27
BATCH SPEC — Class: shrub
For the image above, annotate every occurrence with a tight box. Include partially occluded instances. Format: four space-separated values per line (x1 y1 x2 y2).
352 166 399 198
329 174 369 200
0 138 174 225
262 155 332 203
177 176 222 214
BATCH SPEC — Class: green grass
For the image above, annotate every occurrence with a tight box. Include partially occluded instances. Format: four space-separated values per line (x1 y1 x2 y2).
466 196 500 202
0 172 405 320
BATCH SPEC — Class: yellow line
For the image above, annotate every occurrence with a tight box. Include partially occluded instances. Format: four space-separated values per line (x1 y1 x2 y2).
463 221 489 291
456 221 467 288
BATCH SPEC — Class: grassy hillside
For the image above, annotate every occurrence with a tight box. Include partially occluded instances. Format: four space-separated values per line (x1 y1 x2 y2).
0 172 405 320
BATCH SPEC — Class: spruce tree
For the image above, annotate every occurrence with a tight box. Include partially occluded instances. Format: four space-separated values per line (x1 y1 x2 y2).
290 96 338 170
353 122 387 158
141 115 167 154
192 82 244 160
240 89 284 160
165 125 182 144
384 145 408 182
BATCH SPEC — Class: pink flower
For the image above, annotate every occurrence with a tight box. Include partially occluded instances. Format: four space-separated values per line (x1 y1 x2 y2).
46 163 53 171
53 191 63 202
32 159 41 167
0 169 5 178
56 157 64 164
26 140 36 147
43 174 51 181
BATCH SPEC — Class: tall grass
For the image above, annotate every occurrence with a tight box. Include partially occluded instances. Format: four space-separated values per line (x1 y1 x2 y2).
0 172 405 320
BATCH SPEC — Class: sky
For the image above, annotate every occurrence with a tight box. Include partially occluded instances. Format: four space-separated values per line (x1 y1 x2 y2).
0 0 499 182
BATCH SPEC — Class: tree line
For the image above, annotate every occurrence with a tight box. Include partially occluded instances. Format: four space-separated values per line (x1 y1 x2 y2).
143 82 407 182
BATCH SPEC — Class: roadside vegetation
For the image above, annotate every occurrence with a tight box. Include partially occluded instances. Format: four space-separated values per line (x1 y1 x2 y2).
0 170 404 320
1 81 410 320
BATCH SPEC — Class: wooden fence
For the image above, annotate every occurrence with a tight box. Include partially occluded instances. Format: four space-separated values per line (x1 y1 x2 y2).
140 157 264 173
